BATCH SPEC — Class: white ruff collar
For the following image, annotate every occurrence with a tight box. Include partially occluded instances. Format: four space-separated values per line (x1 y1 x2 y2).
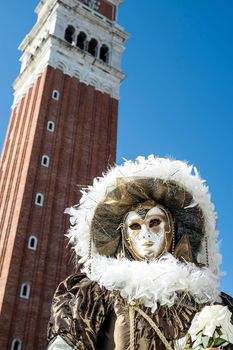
83 254 219 312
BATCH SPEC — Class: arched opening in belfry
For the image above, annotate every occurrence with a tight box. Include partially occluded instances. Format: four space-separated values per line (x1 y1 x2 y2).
88 38 98 57
64 25 75 44
100 44 109 63
77 31 87 50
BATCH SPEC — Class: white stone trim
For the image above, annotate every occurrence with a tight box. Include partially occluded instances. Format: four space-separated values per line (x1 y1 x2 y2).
28 235 38 251
11 339 22 350
13 36 124 106
106 0 122 5
41 155 50 167
52 89 60 100
35 193 44 207
21 0 127 53
13 38 51 106
13 0 128 106
36 0 122 14
47 121 55 132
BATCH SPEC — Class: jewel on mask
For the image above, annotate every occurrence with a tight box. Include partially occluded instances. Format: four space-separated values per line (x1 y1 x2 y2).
134 204 147 219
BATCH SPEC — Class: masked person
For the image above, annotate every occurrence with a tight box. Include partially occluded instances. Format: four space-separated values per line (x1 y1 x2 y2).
47 156 233 350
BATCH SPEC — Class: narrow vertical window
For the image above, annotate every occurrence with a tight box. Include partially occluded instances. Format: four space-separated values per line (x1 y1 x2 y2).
64 25 75 44
35 193 44 207
52 90 59 100
28 236 38 251
88 38 98 57
77 31 87 50
11 339 22 350
100 44 109 63
47 121 55 132
41 155 50 167
20 283 30 299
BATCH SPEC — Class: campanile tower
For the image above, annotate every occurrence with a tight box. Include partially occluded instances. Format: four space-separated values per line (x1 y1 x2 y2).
0 0 127 348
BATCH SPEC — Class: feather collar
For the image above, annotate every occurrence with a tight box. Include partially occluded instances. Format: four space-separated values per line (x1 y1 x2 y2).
82 253 219 311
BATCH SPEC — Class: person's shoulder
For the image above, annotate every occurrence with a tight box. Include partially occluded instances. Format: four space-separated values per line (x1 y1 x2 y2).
55 272 91 294
64 272 89 287
55 272 107 297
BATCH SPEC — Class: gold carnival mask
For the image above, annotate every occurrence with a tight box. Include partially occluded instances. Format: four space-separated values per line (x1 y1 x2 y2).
123 201 174 260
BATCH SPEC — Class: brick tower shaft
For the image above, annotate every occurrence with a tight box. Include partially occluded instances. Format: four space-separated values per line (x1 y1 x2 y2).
0 0 127 348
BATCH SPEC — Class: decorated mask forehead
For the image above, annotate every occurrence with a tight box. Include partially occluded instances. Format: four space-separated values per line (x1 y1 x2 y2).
123 203 173 261
126 206 167 223
147 206 167 217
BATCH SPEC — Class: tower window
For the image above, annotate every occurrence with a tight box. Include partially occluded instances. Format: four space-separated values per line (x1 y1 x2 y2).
52 90 59 100
77 31 87 50
35 193 44 207
47 121 55 132
41 155 50 167
20 283 30 299
88 38 98 57
28 236 38 251
64 25 75 44
100 44 109 63
11 339 22 350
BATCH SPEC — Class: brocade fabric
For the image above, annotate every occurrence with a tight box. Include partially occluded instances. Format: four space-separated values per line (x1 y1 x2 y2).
47 273 233 350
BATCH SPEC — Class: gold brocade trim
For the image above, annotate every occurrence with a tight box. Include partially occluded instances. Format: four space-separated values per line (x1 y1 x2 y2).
129 304 136 350
129 303 173 350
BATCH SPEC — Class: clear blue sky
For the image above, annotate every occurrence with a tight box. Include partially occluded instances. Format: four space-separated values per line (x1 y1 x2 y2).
0 1 232 295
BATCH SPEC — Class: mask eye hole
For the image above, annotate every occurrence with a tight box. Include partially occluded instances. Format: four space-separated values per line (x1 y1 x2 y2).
129 223 141 230
149 219 161 228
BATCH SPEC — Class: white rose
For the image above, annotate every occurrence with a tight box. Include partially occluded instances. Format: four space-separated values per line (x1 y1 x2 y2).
188 305 233 345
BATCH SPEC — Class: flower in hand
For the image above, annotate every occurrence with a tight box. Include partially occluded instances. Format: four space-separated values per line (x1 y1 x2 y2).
186 305 233 349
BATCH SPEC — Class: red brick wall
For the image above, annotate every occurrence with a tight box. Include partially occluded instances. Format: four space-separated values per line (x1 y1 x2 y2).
99 0 116 20
79 0 116 21
0 66 118 349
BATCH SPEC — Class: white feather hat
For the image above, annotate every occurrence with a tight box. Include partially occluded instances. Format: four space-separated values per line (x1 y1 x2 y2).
66 155 221 309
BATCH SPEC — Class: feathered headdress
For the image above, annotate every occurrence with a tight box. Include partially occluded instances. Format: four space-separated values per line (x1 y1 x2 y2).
66 156 221 310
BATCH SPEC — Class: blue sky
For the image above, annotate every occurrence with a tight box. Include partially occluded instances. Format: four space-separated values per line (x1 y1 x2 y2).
0 1 233 295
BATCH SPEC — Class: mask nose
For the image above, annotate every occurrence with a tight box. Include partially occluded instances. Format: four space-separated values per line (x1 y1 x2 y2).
140 225 151 240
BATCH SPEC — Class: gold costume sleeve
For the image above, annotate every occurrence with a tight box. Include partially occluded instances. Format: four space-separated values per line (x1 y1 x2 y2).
47 273 111 350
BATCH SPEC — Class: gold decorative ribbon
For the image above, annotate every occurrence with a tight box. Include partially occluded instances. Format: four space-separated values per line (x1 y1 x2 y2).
129 303 173 350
